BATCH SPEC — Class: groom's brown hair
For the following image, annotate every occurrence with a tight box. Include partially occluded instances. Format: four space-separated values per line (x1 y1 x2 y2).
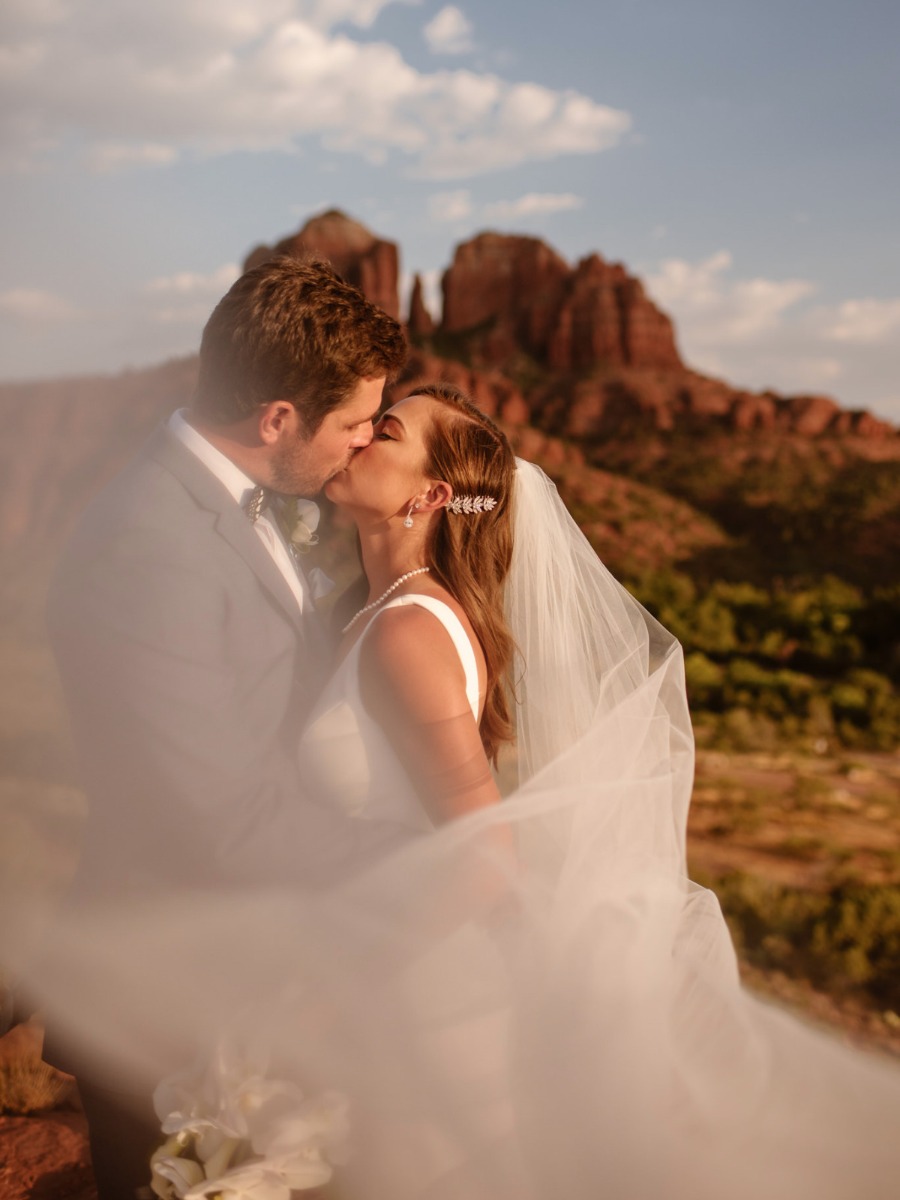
193 256 406 434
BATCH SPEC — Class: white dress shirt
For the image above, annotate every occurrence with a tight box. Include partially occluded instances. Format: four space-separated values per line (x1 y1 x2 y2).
168 409 312 612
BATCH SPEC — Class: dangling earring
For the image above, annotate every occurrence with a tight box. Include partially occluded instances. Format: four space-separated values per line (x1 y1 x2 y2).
403 501 420 529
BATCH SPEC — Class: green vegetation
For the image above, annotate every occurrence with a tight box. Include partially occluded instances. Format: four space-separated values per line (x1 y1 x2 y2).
630 572 900 750
704 872 900 1013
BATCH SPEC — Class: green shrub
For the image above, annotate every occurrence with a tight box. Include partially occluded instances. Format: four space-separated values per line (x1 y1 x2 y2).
629 568 899 750
709 873 900 1011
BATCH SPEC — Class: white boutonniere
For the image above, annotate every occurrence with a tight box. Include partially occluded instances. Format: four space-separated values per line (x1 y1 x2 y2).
276 498 320 553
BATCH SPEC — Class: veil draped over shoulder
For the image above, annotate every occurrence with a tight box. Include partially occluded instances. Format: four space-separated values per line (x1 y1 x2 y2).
11 462 900 1198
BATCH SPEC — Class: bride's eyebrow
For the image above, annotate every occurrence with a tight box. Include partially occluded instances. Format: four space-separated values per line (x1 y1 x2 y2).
381 412 406 433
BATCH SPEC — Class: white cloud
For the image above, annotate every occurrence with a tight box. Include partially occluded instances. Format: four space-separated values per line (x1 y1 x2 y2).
424 6 474 55
483 192 583 220
145 264 242 296
644 250 900 418
825 298 900 345
0 287 76 321
647 251 814 345
298 0 420 31
0 3 630 180
144 263 242 324
88 142 179 172
428 189 583 233
428 189 473 222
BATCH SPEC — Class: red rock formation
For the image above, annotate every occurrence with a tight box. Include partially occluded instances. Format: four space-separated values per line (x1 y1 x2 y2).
0 215 896 556
848 410 896 438
407 274 435 338
388 348 529 427
731 393 778 433
784 394 843 437
244 209 401 319
439 234 680 371
441 233 571 359
618 275 682 369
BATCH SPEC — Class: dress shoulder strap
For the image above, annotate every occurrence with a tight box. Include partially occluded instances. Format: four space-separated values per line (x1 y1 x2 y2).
375 594 480 720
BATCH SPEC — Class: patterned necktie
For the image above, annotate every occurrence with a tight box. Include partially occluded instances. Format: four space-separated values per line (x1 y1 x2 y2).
243 485 269 524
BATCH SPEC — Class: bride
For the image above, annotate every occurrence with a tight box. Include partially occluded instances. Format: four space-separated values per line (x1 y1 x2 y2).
28 384 900 1198
296 382 900 1198
301 382 517 838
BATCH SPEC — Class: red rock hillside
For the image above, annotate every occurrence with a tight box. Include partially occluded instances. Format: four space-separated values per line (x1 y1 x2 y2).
0 211 896 558
244 209 400 320
237 210 897 442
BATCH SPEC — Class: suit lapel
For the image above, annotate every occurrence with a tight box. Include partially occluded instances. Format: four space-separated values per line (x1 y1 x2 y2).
145 423 306 631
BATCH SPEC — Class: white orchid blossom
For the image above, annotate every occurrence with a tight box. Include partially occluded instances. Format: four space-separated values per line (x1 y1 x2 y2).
182 1158 294 1200
152 1039 350 1199
284 497 321 551
150 1152 206 1200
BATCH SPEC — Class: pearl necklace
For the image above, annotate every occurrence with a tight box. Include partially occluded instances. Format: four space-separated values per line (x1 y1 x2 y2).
341 567 431 634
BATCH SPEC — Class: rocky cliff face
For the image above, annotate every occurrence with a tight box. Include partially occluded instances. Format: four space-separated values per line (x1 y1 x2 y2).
407 274 435 339
439 233 681 371
236 215 895 442
244 209 400 320
418 230 892 442
1 212 896 555
527 369 898 442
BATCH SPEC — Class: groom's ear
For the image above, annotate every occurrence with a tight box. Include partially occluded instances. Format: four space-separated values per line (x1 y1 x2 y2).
258 400 299 445
417 481 452 512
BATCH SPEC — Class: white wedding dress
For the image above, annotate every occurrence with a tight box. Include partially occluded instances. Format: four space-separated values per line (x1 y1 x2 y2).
295 465 900 1200
293 568 900 1199
299 593 481 832
298 597 520 1196
18 463 900 1200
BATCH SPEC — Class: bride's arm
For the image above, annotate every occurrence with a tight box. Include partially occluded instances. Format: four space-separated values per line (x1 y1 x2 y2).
358 605 515 908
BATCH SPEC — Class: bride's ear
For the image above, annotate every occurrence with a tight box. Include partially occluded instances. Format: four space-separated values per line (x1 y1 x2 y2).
416 481 453 512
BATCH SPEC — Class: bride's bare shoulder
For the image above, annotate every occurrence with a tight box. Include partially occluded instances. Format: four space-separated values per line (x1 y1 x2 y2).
359 597 476 721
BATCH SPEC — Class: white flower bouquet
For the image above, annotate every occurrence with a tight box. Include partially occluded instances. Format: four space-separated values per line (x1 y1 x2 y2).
150 1044 349 1200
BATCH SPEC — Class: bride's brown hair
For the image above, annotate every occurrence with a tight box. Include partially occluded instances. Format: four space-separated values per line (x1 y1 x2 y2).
413 383 516 763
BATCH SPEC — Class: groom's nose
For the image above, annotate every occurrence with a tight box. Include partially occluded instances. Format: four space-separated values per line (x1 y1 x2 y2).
349 421 375 449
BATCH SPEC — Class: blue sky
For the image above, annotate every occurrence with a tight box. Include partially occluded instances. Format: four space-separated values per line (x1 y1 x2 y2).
1 0 898 420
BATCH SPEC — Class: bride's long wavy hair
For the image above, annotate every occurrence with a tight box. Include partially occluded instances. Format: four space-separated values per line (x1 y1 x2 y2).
414 383 517 763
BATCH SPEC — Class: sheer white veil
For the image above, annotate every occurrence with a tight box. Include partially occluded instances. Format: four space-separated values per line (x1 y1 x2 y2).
504 458 693 857
9 459 900 1199
507 458 685 781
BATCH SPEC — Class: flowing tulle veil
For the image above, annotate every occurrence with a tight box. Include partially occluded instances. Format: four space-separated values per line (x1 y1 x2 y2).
11 460 900 1198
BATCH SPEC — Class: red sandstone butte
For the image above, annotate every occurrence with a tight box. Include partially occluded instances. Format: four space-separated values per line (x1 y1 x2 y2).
407 273 435 338
244 209 401 319
439 233 681 372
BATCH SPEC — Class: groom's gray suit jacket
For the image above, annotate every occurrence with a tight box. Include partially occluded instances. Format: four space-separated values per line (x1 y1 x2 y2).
48 420 371 903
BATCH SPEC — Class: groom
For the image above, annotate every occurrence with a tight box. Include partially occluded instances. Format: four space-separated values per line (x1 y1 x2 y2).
45 256 407 1199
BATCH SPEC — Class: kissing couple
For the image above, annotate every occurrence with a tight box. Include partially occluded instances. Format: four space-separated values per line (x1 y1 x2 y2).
30 257 900 1199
